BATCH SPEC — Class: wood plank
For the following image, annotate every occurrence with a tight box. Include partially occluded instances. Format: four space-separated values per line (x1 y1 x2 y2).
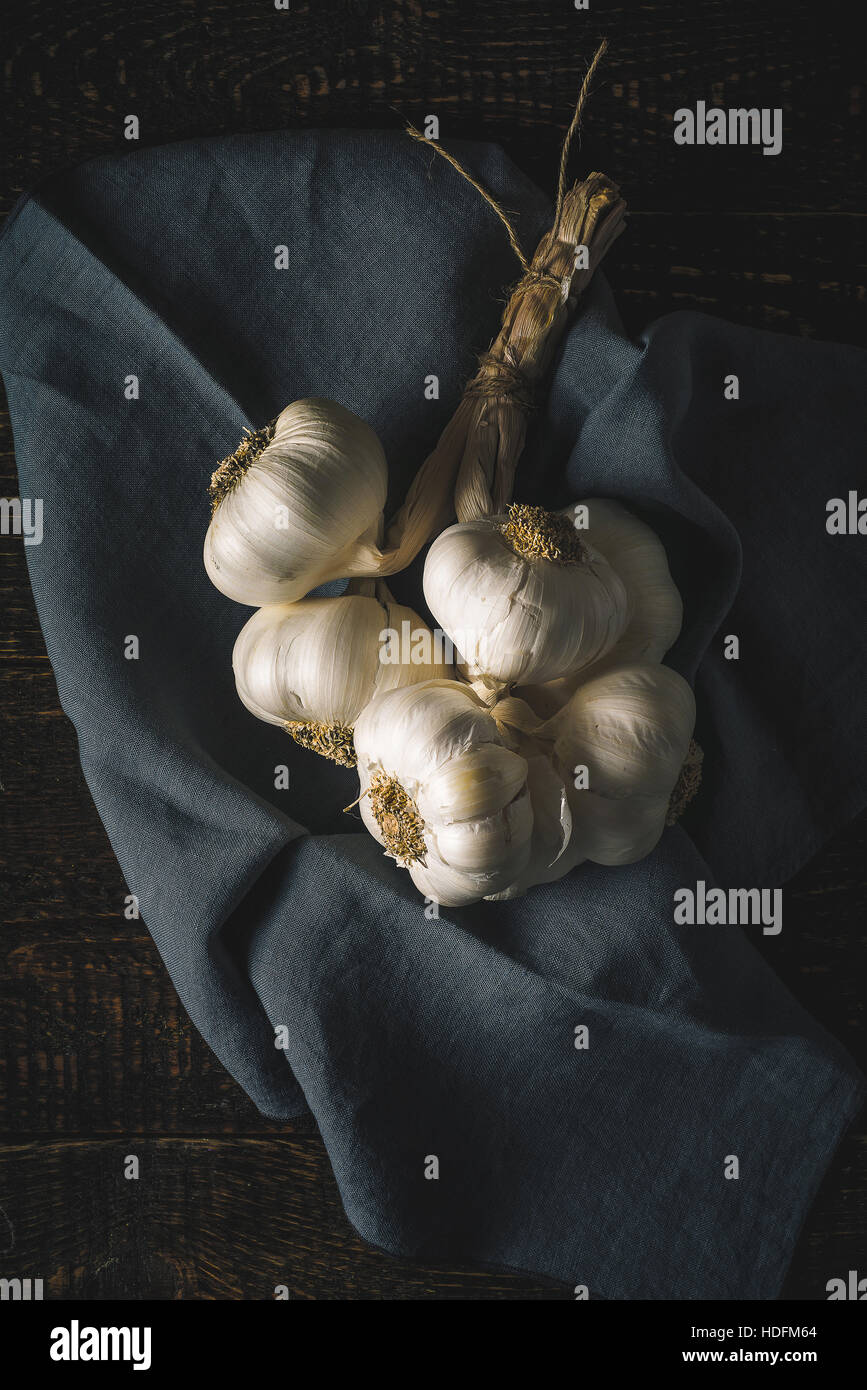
1 0 863 217
610 214 865 344
0 1139 560 1299
0 934 287 1135
0 1136 862 1299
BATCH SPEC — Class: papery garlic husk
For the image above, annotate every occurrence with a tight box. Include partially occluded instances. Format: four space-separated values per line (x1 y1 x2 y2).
205 398 388 606
518 500 684 719
232 587 452 765
544 663 696 866
353 679 533 906
422 504 630 701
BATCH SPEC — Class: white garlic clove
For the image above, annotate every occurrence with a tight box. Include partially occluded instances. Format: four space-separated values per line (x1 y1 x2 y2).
354 678 503 792
416 745 529 824
407 850 508 909
550 663 695 799
433 791 533 874
353 679 533 905
233 597 375 729
485 753 583 901
408 806 532 905
423 504 629 698
205 398 388 606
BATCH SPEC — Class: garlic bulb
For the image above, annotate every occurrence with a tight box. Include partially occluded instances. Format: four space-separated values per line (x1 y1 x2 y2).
518 499 683 719
205 398 387 606
353 679 533 905
545 663 696 866
232 587 452 765
423 503 629 701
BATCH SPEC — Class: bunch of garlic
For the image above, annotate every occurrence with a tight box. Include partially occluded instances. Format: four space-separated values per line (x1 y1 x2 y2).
232 586 451 765
205 395 698 904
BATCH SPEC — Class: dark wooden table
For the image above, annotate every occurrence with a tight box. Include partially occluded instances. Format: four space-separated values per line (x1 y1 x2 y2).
1 0 864 1299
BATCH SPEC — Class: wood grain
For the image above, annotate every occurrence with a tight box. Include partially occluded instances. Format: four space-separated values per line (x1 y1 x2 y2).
0 1140 566 1299
2 0 864 217
0 1138 861 1299
0 0 864 1300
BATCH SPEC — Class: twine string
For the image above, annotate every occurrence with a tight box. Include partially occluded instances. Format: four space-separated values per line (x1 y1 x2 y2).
463 352 537 410
405 37 609 272
405 122 533 273
553 37 609 237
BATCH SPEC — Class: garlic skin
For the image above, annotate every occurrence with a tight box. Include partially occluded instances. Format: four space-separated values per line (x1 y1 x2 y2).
518 500 683 719
205 398 387 607
546 663 696 866
353 679 533 906
423 506 629 700
233 592 452 737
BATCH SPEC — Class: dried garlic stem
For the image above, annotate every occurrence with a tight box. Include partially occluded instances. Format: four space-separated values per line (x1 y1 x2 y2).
454 171 626 522
370 41 625 562
370 170 625 569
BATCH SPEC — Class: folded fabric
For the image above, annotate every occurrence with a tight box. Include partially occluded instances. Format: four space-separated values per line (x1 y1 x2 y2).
1 129 863 1299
